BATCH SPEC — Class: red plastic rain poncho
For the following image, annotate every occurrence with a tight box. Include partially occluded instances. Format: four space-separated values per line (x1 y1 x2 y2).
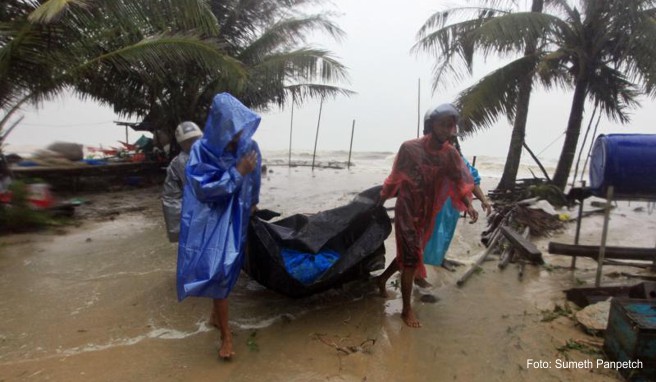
381 135 474 278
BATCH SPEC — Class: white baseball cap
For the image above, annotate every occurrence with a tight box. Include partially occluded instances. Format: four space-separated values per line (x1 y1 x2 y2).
175 121 202 143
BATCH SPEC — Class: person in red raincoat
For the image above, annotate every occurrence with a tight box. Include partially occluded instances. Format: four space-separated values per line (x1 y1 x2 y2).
376 103 479 328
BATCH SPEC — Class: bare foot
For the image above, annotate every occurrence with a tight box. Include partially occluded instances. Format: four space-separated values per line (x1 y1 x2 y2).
414 277 432 288
401 309 422 328
375 276 389 298
218 336 235 360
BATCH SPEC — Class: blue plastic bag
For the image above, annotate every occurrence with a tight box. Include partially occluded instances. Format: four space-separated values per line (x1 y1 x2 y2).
281 248 341 285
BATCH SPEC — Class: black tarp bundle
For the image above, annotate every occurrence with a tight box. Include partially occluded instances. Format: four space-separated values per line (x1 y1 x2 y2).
245 186 392 298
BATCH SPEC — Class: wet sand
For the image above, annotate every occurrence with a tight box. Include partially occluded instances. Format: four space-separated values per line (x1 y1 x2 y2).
1 166 654 381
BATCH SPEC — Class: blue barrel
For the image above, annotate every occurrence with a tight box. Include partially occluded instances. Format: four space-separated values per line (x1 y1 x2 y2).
589 134 656 199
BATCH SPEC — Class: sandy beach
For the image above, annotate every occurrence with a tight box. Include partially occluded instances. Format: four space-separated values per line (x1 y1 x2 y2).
1 157 655 381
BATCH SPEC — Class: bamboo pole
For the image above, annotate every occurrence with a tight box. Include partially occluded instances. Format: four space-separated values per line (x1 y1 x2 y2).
347 120 355 170
595 186 614 287
311 95 324 171
416 78 421 138
288 95 294 166
571 180 586 269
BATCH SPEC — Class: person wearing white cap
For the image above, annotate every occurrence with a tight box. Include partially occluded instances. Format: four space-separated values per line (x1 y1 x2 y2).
161 121 203 242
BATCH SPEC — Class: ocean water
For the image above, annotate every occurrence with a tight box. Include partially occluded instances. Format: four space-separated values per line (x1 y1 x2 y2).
262 149 562 180
6 142 566 181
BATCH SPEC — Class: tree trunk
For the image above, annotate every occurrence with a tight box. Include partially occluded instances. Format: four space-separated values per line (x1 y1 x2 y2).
497 77 532 190
496 0 543 191
553 78 589 190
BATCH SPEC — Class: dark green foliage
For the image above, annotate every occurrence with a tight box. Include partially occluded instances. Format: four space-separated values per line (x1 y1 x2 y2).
415 0 656 190
1 0 353 158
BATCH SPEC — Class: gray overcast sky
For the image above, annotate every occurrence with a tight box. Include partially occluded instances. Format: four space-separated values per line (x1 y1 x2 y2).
5 0 655 160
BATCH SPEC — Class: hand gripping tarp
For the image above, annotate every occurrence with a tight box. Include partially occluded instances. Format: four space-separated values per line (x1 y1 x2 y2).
245 186 392 298
381 136 474 278
177 93 261 301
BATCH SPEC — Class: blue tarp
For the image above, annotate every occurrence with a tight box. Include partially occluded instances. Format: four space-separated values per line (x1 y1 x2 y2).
177 93 262 301
281 248 341 285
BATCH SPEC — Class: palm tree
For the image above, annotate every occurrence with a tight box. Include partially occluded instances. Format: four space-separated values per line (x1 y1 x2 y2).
414 0 548 190
415 0 656 191
543 0 654 189
0 0 243 135
136 0 355 144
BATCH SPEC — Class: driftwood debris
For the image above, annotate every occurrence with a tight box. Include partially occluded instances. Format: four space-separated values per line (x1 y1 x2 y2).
459 199 562 286
500 226 544 264
457 229 503 287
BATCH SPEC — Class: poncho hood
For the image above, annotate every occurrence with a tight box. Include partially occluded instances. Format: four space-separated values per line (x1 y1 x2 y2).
201 92 261 157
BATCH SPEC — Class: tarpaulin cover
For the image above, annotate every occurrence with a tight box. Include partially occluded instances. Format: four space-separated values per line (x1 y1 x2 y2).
381 136 474 278
245 186 392 298
424 158 480 266
177 93 261 301
589 134 656 199
281 248 340 285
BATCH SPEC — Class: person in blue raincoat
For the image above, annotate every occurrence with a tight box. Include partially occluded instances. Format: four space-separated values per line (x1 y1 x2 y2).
423 137 492 271
177 93 261 359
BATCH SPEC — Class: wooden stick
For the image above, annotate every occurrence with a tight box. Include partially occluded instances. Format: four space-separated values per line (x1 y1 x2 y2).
347 120 355 170
311 95 324 171
498 244 512 269
457 229 503 287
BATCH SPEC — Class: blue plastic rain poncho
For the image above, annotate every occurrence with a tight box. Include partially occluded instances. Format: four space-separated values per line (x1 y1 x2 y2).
177 93 261 301
424 158 480 266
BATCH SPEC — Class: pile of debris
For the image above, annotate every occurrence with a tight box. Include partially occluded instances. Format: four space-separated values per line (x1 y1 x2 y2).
457 196 566 286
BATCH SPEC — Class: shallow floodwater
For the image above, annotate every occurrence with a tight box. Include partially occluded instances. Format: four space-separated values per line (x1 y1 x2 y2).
2 164 651 381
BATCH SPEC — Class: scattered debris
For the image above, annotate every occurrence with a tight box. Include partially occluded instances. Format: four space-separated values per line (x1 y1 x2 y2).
575 300 611 334
313 333 376 355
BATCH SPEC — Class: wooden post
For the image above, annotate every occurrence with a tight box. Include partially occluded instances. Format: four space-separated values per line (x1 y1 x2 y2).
311 95 324 171
417 78 421 138
571 180 586 269
288 96 294 167
595 186 614 287
652 239 656 271
347 120 355 170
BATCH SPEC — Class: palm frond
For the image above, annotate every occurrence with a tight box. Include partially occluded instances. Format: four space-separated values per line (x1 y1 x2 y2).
253 48 349 84
283 83 354 106
471 12 562 56
73 34 245 86
587 65 641 123
416 6 511 40
455 54 540 135
238 15 344 63
28 0 90 24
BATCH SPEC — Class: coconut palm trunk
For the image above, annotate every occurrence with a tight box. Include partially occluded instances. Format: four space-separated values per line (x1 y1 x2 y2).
496 0 543 191
553 77 589 190
497 74 533 190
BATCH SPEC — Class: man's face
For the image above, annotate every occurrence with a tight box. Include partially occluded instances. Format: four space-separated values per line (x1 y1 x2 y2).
180 136 199 154
431 116 457 143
